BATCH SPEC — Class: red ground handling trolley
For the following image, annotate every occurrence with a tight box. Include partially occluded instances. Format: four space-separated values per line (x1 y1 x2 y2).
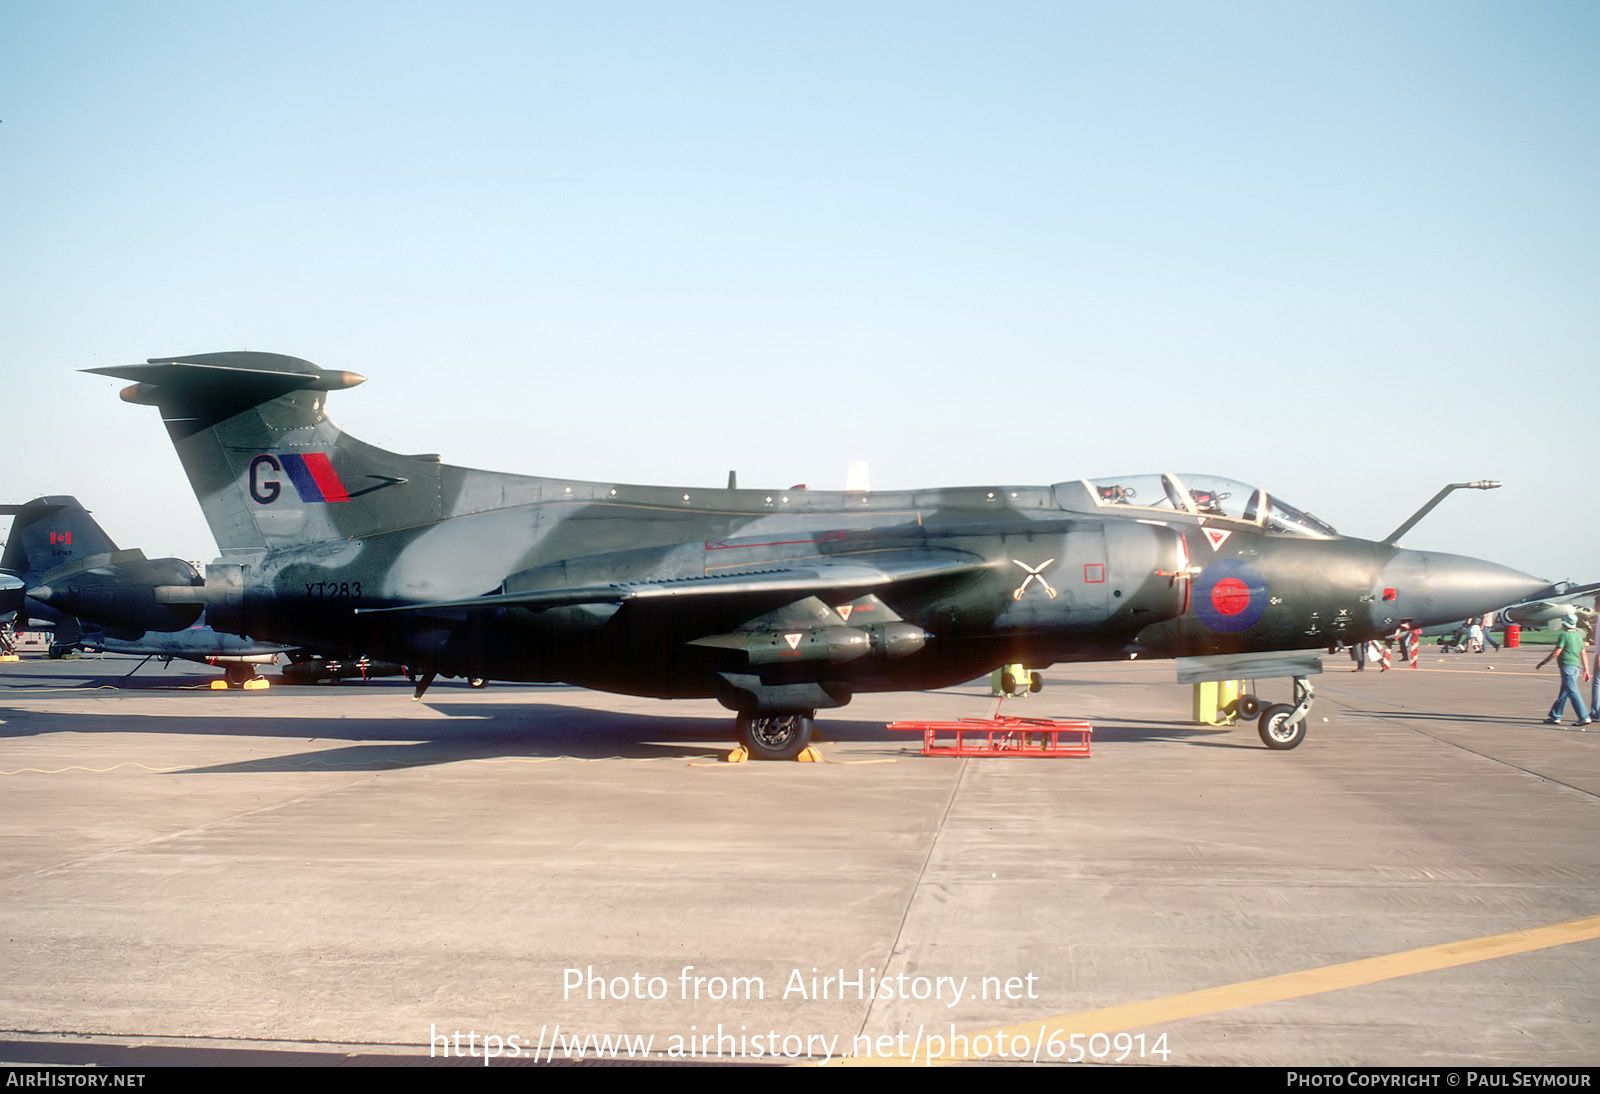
888 716 1092 757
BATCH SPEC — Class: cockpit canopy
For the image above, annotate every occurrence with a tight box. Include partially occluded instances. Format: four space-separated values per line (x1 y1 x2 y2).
1069 473 1338 538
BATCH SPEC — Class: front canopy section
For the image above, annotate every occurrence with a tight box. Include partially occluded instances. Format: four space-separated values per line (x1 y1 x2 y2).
1067 473 1338 538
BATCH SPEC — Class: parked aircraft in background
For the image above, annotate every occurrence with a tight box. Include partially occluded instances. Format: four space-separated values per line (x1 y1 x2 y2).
1502 593 1596 631
79 615 289 685
0 496 292 683
1 495 201 637
0 496 495 688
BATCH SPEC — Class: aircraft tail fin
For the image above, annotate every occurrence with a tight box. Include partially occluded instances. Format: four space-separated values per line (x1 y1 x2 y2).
86 353 443 553
0 496 119 579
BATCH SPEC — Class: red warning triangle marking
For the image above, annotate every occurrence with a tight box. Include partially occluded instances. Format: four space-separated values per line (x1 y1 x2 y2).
784 633 803 650
836 605 853 621
1203 528 1231 550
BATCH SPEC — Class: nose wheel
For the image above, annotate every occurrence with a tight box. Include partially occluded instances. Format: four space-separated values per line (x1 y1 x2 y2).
1255 676 1314 750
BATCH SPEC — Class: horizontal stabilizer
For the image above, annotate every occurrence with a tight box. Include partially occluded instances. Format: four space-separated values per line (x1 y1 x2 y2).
87 352 364 388
85 352 365 407
1174 649 1323 685
355 555 990 617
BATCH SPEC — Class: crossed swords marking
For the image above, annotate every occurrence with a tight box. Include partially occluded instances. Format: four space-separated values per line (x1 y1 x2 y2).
1012 558 1057 600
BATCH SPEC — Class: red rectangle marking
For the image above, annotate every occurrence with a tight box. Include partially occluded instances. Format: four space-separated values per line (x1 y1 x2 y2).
300 452 350 502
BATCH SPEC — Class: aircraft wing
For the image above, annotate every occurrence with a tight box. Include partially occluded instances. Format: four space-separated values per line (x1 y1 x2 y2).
355 552 991 617
1514 579 1600 606
83 628 294 658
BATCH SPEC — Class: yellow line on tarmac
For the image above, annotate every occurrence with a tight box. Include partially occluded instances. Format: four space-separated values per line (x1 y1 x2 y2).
838 912 1600 1066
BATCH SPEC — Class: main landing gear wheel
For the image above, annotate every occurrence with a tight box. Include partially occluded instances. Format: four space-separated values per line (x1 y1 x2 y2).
736 712 815 761
224 664 255 687
1258 703 1305 750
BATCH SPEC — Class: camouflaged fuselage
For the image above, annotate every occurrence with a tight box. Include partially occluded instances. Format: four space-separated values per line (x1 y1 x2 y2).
92 353 1551 713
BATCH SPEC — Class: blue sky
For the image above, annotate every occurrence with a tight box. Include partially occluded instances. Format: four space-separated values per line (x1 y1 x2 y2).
3 1 1597 582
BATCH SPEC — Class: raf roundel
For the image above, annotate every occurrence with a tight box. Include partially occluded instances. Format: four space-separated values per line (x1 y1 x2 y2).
1193 558 1269 633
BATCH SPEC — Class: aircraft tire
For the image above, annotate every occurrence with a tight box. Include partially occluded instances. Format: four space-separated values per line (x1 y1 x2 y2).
1258 704 1305 750
224 664 254 687
737 712 814 761
1237 694 1261 718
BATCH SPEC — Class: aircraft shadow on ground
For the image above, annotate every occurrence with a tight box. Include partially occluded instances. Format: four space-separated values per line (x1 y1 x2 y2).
192 709 938 773
0 701 922 772
1078 718 1266 748
2 674 1269 767
174 713 1270 770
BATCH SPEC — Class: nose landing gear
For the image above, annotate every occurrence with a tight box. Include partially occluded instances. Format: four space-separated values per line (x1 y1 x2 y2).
1238 676 1314 750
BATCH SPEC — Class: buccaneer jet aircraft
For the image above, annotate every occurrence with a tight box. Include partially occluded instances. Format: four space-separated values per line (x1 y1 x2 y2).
89 353 1555 757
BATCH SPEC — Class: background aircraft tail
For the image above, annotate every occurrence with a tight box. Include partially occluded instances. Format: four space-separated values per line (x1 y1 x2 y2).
0 495 203 635
0 496 119 580
87 353 444 553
